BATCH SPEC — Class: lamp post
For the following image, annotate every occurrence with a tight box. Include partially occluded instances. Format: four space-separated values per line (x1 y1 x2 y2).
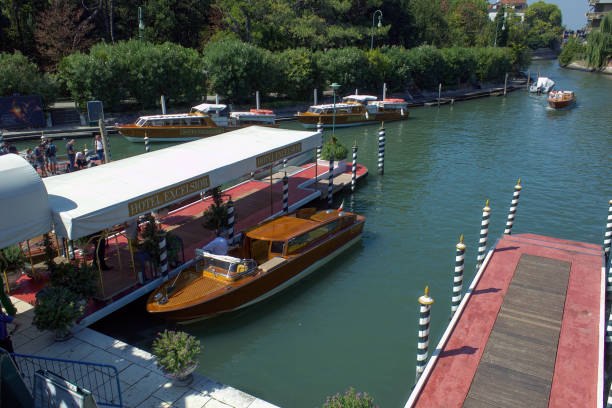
330 82 341 137
138 6 144 41
494 19 505 47
371 10 383 50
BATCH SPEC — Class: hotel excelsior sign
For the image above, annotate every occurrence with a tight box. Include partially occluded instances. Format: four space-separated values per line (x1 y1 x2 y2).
128 175 210 217
256 143 302 167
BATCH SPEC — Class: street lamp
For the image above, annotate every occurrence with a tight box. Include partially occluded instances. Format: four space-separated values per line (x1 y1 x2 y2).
494 19 505 47
330 82 341 137
138 6 144 41
371 10 383 50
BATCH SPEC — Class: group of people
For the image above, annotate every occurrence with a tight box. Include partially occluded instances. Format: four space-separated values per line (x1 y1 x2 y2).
24 138 57 177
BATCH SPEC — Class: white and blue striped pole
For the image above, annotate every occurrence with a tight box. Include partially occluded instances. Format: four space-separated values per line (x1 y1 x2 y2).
452 235 466 314
351 142 358 193
378 123 385 175
144 135 150 153
416 286 434 382
316 120 323 160
476 199 491 271
282 173 289 214
226 200 235 244
604 199 612 265
504 179 522 235
158 231 168 278
327 157 334 208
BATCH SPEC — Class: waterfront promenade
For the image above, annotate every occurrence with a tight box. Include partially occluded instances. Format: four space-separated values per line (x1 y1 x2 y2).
407 234 604 407
10 295 279 408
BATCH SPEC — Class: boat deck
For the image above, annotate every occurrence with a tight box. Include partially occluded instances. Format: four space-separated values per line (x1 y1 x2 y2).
409 233 604 408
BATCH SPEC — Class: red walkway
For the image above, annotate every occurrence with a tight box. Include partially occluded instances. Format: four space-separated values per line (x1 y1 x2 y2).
410 234 603 408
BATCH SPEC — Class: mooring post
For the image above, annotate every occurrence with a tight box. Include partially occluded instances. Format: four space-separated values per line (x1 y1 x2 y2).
161 95 166 114
256 91 260 110
215 94 219 104
416 286 434 383
158 230 168 279
144 134 150 153
606 380 612 408
604 199 612 292
282 173 289 214
504 73 508 96
314 88 318 105
383 82 387 100
606 311 612 343
98 119 111 162
476 199 491 271
438 83 442 107
327 157 334 208
378 123 386 175
452 235 466 314
226 199 235 244
527 71 530 88
316 120 323 160
504 179 522 235
351 142 358 193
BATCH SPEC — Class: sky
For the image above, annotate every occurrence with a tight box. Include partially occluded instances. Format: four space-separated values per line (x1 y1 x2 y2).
527 0 590 30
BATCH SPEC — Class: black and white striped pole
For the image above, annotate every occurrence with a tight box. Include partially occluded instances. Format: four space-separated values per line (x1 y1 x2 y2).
316 120 323 160
606 381 612 408
378 123 385 175
351 142 358 193
144 135 150 153
604 199 612 266
226 199 235 244
476 199 491 271
158 231 168 279
452 235 466 314
416 286 434 382
606 311 612 344
504 179 522 235
327 157 334 208
282 173 289 214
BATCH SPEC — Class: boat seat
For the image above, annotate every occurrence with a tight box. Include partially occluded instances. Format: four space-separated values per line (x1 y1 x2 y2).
259 257 286 273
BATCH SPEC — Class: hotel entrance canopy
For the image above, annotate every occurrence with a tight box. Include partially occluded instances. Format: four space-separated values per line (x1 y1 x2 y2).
43 126 321 240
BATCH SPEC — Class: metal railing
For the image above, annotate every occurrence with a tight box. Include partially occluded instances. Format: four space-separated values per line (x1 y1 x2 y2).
11 352 123 407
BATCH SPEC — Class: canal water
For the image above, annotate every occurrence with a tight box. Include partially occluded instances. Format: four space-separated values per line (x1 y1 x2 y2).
90 60 612 407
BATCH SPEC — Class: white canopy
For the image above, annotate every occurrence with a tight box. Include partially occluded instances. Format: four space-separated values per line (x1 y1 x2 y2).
0 154 52 249
191 103 227 113
44 126 321 240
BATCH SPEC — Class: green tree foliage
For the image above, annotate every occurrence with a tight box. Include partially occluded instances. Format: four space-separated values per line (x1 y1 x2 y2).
59 40 206 110
316 47 370 95
447 0 490 47
0 51 59 106
379 46 413 92
141 0 211 48
408 0 448 47
558 37 585 67
0 0 48 58
585 12 612 69
523 1 563 49
203 38 274 103
493 5 508 47
275 48 323 100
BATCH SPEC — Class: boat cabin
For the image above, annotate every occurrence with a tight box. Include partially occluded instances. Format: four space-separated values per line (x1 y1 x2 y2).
191 103 231 126
305 103 365 115
134 113 214 128
342 95 378 104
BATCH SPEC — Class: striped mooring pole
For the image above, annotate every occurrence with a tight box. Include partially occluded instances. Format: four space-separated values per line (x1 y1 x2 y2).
351 142 358 193
604 199 612 265
606 310 612 344
226 200 235 244
452 235 466 314
316 121 323 160
158 231 168 278
144 135 150 153
504 178 522 235
476 199 491 271
327 157 334 208
416 286 434 382
377 123 385 175
282 173 289 214
607 375 612 408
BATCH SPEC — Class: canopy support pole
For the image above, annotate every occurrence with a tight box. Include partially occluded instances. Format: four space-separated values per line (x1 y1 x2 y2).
26 240 35 277
270 165 273 216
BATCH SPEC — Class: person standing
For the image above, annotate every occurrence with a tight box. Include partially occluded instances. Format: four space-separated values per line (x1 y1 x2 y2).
95 134 105 164
34 144 47 177
0 311 19 353
66 139 76 171
92 234 112 271
45 138 57 175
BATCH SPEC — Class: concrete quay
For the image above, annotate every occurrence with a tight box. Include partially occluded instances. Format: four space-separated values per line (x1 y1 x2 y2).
10 296 279 408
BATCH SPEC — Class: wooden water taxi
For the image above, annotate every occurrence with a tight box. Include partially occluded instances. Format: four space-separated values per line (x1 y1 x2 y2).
117 103 276 143
548 90 575 109
146 208 365 322
295 95 409 129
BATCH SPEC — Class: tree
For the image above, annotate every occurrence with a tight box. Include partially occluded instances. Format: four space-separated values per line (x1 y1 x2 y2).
408 0 448 47
585 12 612 69
493 4 507 47
0 51 59 107
523 1 563 49
447 0 490 47
34 0 95 71
142 0 211 48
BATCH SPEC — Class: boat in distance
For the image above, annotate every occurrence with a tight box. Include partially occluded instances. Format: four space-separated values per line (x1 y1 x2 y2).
147 208 365 322
529 76 555 93
295 95 409 129
117 103 276 143
548 90 575 109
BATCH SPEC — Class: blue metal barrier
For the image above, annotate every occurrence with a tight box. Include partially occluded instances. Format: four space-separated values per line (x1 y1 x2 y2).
11 352 123 407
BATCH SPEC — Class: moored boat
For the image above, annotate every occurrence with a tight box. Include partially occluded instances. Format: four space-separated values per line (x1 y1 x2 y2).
547 90 575 109
529 76 555 93
147 208 365 322
117 103 276 143
295 95 409 129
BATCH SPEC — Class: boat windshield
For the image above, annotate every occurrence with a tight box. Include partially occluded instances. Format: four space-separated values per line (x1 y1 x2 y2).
195 250 257 279
308 107 323 113
136 118 147 126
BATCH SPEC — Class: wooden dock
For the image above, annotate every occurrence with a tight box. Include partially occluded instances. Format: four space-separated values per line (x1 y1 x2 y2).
407 234 604 408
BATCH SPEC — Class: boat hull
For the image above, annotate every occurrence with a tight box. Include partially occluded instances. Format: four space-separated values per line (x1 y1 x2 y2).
148 219 364 322
296 112 408 129
118 125 228 142
548 99 575 109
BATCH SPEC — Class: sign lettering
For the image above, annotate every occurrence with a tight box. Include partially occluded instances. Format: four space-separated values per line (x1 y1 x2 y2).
128 175 210 217
256 143 302 167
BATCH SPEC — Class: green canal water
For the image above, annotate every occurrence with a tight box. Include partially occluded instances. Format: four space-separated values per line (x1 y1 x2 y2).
90 60 612 407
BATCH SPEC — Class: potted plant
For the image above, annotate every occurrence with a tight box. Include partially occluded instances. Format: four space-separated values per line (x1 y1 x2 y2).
33 286 84 341
319 135 348 175
49 261 99 302
201 187 232 234
0 244 27 295
152 330 201 386
323 387 376 408
138 213 162 269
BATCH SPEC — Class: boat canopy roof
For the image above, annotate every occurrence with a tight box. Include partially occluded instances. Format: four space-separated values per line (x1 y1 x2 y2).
308 103 362 110
343 95 377 102
191 103 228 113
246 216 320 241
43 126 321 240
0 154 52 249
136 113 206 121
536 77 555 89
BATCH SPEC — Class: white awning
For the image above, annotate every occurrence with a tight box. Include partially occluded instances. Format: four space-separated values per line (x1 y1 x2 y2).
44 126 321 240
0 154 52 249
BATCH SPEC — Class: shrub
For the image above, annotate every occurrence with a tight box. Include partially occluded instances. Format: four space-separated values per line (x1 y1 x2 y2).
49 261 98 301
33 286 84 333
380 46 413 92
275 48 323 100
440 47 477 86
0 245 25 271
316 47 370 95
558 37 585 67
0 51 60 108
364 49 393 93
323 387 376 408
201 188 232 233
405 45 446 90
473 47 513 82
138 214 162 266
152 330 201 376
320 136 348 161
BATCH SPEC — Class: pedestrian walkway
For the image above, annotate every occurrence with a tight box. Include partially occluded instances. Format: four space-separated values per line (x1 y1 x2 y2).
10 296 279 408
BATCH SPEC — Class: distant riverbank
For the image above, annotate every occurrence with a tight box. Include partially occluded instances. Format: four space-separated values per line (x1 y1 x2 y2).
563 59 612 75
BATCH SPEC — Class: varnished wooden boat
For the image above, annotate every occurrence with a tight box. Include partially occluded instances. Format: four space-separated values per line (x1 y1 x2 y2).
147 208 365 322
548 90 575 109
295 95 409 129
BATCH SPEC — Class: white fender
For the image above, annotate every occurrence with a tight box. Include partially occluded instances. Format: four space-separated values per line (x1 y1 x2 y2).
365 111 370 120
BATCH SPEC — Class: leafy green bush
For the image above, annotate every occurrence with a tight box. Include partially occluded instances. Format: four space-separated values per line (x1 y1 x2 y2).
0 245 25 271
380 46 413 92
405 45 446 90
50 261 98 301
316 47 369 95
203 39 275 103
275 48 323 100
0 52 60 108
473 47 513 82
558 37 585 67
323 388 376 408
152 330 201 376
33 286 84 334
201 188 232 233
440 47 477 86
320 136 348 161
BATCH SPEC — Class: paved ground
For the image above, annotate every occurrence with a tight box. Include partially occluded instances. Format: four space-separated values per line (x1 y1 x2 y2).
10 296 280 408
